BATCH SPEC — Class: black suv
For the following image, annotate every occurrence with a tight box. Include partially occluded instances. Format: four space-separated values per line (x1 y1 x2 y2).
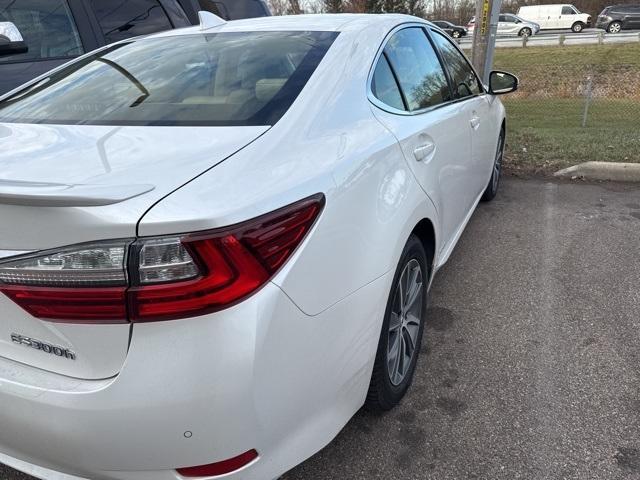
596 4 640 33
0 0 271 95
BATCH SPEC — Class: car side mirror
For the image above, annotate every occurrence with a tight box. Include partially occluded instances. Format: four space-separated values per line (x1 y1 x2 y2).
489 71 518 95
0 22 28 57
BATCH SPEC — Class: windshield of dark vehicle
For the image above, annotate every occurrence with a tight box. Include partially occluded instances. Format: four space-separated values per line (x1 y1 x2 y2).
0 31 338 126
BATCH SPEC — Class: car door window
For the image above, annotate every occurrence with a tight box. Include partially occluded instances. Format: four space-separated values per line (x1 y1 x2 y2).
561 6 574 15
0 0 83 63
383 27 451 111
371 54 405 111
430 30 482 99
88 0 173 44
498 15 508 22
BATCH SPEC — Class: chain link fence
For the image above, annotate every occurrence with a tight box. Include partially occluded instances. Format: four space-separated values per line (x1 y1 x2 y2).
497 61 640 171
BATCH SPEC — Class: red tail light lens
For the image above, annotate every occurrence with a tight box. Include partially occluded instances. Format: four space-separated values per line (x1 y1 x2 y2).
129 194 324 322
0 240 131 323
0 194 324 323
176 449 258 477
0 286 127 323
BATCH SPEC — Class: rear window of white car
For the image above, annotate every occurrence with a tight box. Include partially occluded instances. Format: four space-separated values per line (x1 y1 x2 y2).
0 31 338 126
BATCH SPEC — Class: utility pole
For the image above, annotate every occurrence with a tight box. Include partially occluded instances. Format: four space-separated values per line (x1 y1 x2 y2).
471 0 501 85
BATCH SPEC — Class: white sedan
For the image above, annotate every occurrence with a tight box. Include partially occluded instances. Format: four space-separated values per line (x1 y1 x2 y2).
0 13 517 480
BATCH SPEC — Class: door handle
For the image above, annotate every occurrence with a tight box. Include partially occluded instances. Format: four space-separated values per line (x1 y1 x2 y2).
470 116 480 130
413 142 435 162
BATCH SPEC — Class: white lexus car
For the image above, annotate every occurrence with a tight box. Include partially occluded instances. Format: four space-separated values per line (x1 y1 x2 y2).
0 13 517 480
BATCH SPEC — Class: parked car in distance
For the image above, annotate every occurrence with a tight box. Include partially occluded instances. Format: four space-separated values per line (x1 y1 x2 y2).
517 4 592 32
596 4 640 32
0 13 517 480
497 13 540 36
466 14 540 36
0 0 271 95
432 20 468 38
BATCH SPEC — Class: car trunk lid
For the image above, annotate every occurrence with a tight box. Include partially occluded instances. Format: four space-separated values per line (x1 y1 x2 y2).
0 122 268 379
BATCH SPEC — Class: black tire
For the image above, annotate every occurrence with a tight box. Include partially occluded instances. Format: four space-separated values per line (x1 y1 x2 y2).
481 129 505 202
518 27 532 37
365 235 429 412
607 21 622 33
571 22 584 33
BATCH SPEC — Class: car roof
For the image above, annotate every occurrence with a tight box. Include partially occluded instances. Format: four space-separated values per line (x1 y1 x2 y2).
146 13 426 38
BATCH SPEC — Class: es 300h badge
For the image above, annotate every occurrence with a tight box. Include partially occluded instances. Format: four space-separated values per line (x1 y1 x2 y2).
10 333 76 360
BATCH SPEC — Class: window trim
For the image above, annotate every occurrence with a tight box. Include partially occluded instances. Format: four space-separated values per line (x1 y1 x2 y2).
367 22 485 117
428 28 486 98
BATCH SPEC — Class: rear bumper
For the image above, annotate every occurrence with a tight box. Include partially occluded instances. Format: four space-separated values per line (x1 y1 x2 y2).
0 276 390 480
595 18 610 29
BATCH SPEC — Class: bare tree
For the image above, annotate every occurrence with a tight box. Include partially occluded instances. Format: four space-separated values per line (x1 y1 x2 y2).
344 0 367 12
384 0 407 12
406 0 426 16
287 0 303 14
323 0 344 12
268 0 289 15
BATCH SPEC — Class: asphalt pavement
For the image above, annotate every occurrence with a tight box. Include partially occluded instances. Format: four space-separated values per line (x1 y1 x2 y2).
2 177 640 480
459 28 640 47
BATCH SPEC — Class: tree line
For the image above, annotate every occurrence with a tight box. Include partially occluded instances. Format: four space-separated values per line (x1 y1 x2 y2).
269 0 639 25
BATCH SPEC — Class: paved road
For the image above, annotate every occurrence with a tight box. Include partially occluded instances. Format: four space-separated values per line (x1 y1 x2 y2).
2 177 640 480
459 28 640 47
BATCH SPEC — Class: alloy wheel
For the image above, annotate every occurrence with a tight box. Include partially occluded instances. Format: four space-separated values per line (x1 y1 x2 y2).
492 133 504 193
387 259 424 386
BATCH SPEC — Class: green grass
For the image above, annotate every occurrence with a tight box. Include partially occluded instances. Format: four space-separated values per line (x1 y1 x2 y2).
493 42 640 70
462 42 640 172
502 98 640 172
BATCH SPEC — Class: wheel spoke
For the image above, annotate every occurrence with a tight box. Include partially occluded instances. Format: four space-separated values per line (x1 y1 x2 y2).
397 270 406 314
397 333 406 379
389 312 402 332
387 332 401 379
387 258 424 386
403 326 415 359
404 268 422 311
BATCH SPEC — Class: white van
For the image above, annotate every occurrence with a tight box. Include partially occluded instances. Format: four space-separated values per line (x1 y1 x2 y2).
517 4 592 32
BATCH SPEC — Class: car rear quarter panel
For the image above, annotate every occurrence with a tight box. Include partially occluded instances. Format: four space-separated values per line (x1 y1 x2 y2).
138 21 440 316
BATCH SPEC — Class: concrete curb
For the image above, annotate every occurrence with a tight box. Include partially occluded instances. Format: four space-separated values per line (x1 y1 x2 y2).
554 161 640 182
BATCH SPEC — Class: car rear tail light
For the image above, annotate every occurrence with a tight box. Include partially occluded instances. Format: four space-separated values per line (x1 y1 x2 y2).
0 194 324 323
0 241 131 323
176 449 258 477
128 194 324 322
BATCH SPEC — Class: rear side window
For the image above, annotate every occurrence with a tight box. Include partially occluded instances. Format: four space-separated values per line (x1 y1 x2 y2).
89 0 173 44
0 31 338 126
383 27 451 111
431 31 483 99
371 55 405 111
0 0 84 63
